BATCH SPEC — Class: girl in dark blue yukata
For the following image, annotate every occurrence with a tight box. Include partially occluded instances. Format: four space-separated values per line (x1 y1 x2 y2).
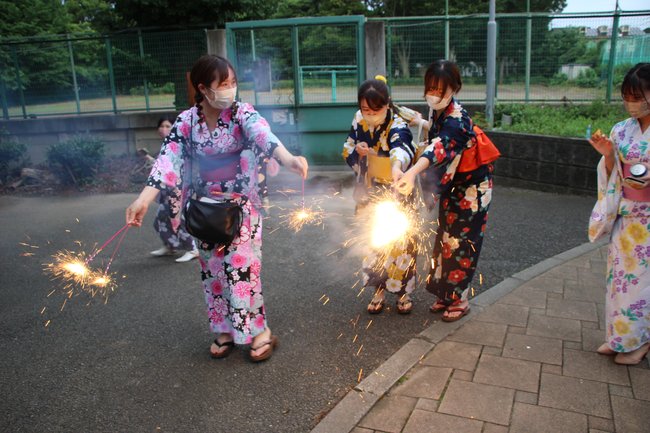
343 76 417 315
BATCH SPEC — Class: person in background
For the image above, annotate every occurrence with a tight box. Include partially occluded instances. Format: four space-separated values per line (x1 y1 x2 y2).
396 60 493 322
343 75 417 315
149 115 199 263
127 55 308 362
588 62 650 365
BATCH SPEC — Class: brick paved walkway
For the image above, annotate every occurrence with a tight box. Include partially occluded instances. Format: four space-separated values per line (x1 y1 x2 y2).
311 240 650 433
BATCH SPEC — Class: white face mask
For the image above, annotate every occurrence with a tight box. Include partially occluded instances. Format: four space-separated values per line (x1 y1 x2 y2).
205 86 237 109
363 112 386 127
426 93 453 110
624 99 650 119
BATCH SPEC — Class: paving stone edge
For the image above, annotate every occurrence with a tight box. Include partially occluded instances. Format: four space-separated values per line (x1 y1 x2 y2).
309 238 608 433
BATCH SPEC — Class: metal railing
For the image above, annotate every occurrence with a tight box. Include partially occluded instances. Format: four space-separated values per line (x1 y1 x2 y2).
379 10 650 103
2 10 648 119
0 29 206 119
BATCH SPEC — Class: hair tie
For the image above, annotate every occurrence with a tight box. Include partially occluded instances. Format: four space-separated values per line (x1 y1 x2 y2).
374 75 387 84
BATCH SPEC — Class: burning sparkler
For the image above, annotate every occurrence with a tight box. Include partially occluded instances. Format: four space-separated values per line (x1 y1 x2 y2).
38 223 130 325
370 199 410 248
278 178 326 232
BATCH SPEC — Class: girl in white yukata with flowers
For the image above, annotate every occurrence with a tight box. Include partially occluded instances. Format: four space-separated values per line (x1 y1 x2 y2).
126 55 308 362
589 62 650 365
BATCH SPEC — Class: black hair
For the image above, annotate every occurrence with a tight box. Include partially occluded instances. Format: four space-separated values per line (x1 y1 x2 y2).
423 60 462 97
621 63 650 101
357 78 394 111
157 115 174 128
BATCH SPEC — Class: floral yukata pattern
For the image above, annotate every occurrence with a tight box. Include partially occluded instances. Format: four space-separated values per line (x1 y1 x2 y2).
153 190 195 251
343 109 417 296
147 103 279 345
419 99 493 305
602 118 650 353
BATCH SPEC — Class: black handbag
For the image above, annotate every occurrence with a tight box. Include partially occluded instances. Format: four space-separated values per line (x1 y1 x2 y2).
182 111 245 246
184 197 243 246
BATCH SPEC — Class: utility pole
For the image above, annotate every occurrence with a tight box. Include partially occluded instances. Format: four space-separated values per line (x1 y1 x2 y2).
486 0 497 127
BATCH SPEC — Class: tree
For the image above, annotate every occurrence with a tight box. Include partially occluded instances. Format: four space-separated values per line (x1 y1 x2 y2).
63 0 120 34
0 0 73 98
111 0 277 30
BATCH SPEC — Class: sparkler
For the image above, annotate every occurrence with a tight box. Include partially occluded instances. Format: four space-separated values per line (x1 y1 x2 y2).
280 180 324 232
40 223 131 324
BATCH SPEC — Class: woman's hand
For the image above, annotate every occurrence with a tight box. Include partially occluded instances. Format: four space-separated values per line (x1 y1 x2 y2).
355 141 370 157
395 170 416 196
273 145 308 178
288 155 309 179
125 186 159 227
408 112 429 130
126 198 149 227
588 130 614 159
588 130 616 175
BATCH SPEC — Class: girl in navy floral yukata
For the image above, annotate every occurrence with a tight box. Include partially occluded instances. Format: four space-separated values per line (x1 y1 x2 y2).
397 60 493 322
343 76 417 315
126 55 308 362
149 115 199 263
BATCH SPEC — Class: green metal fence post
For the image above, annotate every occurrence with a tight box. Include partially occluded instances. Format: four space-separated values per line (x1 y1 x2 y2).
105 36 117 114
525 1 531 102
331 70 337 102
67 34 81 114
137 30 150 112
225 27 237 69
0 75 9 120
250 29 259 105
11 46 27 119
292 26 302 105
606 7 621 103
386 23 392 81
356 16 366 84
445 0 450 60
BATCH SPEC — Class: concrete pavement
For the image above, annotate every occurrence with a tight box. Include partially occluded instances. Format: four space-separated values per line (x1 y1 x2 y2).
0 167 613 433
312 240 650 433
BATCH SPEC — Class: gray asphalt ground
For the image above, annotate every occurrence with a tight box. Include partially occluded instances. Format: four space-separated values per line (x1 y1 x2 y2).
0 172 596 433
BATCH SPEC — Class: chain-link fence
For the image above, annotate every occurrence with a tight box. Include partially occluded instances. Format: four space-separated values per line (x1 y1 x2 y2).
383 10 650 103
227 16 364 107
0 29 206 119
1 11 648 119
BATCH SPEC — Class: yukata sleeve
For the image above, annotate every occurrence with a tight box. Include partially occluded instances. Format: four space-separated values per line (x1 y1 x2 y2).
146 112 190 223
342 115 361 170
420 109 474 170
236 103 280 158
587 123 623 242
387 114 415 170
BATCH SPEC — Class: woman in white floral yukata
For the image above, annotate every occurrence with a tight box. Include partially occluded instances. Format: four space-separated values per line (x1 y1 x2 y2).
126 55 308 362
396 60 493 322
588 62 650 365
342 76 417 315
